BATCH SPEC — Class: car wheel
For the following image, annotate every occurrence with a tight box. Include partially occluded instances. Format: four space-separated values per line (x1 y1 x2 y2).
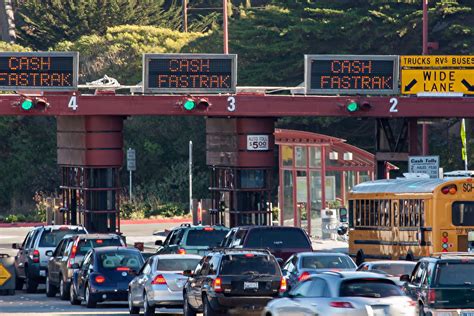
85 284 97 308
69 283 81 305
25 268 38 293
143 292 156 316
45 276 57 297
203 295 221 316
59 278 70 300
128 291 140 315
15 277 24 290
183 294 196 316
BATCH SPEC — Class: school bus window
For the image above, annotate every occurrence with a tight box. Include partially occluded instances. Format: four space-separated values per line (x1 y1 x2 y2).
452 202 474 226
393 202 398 227
420 201 425 226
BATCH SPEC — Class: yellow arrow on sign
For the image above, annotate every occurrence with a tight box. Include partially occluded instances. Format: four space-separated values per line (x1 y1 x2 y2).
0 263 12 286
401 69 474 95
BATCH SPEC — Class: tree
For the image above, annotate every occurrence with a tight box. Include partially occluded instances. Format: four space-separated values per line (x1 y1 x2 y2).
55 25 205 84
14 0 180 49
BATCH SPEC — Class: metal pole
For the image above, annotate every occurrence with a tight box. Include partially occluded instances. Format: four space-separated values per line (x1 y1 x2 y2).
129 170 132 200
183 0 188 32
421 0 429 155
223 0 229 54
463 118 469 171
189 140 193 213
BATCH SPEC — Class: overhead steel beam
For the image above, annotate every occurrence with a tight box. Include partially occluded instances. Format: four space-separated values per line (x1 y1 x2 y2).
0 93 473 117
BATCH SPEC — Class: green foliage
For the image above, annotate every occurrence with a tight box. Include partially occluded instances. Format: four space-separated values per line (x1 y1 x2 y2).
14 0 182 50
120 193 186 219
55 25 205 84
0 117 58 212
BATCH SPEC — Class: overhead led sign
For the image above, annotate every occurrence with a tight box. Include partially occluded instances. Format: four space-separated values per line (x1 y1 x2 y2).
305 55 399 95
0 52 78 90
143 54 237 93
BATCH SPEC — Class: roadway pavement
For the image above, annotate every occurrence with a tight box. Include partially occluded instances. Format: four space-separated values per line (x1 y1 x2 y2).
0 221 348 315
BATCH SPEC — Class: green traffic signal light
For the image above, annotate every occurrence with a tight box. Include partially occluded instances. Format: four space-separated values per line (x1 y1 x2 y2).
346 101 359 112
21 99 33 111
183 99 196 111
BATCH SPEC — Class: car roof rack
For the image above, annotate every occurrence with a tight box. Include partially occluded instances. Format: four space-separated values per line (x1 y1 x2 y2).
210 247 272 255
431 252 474 258
180 223 191 228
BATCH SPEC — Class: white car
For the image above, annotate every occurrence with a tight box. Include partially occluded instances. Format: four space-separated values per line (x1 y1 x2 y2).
263 271 416 316
128 254 202 316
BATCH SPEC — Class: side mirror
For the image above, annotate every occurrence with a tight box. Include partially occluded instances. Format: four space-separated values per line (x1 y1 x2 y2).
339 207 348 223
71 263 80 269
155 240 163 246
183 270 194 277
12 243 20 249
400 274 410 282
46 250 53 256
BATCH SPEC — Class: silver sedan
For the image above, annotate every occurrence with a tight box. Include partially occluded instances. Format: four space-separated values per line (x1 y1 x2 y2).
263 271 417 316
128 254 201 315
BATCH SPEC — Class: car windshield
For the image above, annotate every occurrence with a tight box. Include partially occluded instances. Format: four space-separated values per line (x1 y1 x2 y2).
371 263 416 276
340 279 403 298
245 229 310 249
99 252 143 270
220 254 278 275
186 229 228 247
436 262 474 286
77 238 123 256
39 228 86 247
156 258 200 271
302 255 356 270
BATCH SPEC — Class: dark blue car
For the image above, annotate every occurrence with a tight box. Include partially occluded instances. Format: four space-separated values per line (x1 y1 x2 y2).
69 246 144 308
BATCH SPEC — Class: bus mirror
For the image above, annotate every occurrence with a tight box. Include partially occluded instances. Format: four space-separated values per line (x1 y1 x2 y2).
339 207 348 223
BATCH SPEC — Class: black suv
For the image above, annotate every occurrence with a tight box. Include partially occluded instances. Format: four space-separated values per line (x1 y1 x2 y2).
183 249 285 316
401 253 474 315
220 226 313 261
155 224 229 256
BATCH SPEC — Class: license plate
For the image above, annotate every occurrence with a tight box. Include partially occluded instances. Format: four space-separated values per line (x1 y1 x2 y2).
39 270 46 277
244 282 258 290
461 312 474 316
371 305 389 316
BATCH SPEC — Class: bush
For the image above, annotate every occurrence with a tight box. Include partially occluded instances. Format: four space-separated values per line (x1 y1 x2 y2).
5 214 18 223
145 202 186 218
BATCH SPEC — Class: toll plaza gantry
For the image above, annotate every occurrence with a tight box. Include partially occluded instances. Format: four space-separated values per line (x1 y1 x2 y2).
0 52 473 233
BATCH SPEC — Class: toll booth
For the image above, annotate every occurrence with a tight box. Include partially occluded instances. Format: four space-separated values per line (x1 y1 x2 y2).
58 116 123 233
207 117 274 227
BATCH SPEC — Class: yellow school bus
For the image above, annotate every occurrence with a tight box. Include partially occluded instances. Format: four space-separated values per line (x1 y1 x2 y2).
346 177 474 265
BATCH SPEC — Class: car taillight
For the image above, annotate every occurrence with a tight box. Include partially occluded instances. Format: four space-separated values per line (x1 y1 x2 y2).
151 274 167 285
96 239 103 244
178 248 186 255
428 289 436 304
213 277 223 292
95 275 105 284
204 227 214 231
407 299 417 307
32 249 40 263
441 184 457 194
279 277 287 292
70 245 77 258
330 301 354 308
298 271 311 282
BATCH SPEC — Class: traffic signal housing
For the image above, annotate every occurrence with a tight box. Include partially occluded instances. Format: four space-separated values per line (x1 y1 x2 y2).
16 96 49 111
344 100 372 113
179 96 211 112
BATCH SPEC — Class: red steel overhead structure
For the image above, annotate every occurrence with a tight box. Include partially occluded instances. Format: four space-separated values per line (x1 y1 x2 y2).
1 93 474 117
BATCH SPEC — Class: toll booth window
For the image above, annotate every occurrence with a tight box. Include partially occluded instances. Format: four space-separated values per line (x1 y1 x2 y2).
453 202 474 226
239 170 265 189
